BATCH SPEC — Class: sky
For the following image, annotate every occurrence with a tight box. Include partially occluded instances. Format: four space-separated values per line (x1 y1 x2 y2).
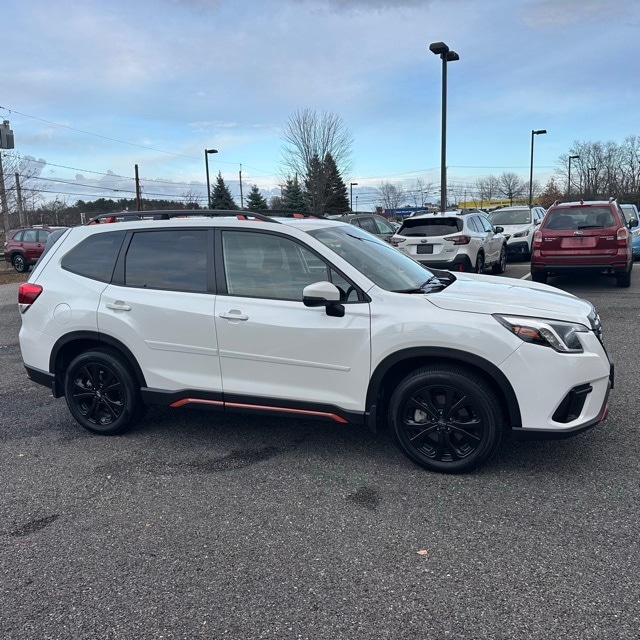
2 0 640 211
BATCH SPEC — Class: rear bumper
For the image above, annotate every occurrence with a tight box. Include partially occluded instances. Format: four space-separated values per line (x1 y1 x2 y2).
415 254 472 271
531 258 630 274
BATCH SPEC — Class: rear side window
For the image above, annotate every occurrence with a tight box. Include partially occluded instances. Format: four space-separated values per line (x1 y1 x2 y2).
62 231 127 282
355 217 378 234
125 230 208 293
399 218 463 236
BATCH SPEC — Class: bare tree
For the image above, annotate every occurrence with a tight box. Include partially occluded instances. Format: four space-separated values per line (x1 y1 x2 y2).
279 108 353 212
498 172 526 205
180 188 203 209
406 178 436 208
376 181 405 212
475 175 500 207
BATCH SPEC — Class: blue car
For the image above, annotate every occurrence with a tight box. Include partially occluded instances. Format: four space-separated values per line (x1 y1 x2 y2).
633 233 640 260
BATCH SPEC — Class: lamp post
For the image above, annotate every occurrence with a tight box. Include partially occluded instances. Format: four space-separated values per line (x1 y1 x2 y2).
355 195 359 212
568 154 579 199
204 148 218 208
528 129 547 207
429 41 459 213
350 182 358 211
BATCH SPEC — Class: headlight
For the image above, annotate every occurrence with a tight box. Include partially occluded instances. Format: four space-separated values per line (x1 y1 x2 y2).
493 315 589 353
513 229 530 238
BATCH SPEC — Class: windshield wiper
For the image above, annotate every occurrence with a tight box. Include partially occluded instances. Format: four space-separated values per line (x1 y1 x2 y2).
392 276 445 294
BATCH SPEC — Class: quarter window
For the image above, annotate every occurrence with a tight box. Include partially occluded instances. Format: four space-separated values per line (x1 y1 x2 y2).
62 231 127 282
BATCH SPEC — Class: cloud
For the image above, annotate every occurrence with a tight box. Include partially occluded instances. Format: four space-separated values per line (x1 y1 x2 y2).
522 0 640 28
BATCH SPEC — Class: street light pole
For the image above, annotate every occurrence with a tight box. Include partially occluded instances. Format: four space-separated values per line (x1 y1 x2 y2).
568 155 579 199
204 148 218 208
528 129 547 208
429 41 459 213
350 182 358 212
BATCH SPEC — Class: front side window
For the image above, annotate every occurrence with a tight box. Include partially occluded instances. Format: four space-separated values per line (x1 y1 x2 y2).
356 217 378 234
222 230 350 301
374 217 395 234
125 230 208 292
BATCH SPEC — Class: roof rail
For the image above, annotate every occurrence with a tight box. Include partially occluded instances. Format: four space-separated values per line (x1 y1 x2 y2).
83 209 280 225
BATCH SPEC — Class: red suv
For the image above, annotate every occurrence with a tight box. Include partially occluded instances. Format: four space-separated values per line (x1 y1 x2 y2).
531 200 635 287
3 226 66 273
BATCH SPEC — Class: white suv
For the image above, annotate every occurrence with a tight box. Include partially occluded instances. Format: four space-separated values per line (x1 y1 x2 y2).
487 206 546 259
17 210 613 474
390 210 507 273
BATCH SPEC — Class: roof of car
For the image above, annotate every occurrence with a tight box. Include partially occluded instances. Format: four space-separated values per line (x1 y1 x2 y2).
550 199 616 209
404 210 476 220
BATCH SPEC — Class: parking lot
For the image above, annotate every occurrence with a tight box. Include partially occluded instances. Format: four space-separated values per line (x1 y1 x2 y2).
1 264 639 639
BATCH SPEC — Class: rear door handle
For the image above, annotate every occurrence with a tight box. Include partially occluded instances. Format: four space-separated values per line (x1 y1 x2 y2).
106 302 132 311
219 311 249 321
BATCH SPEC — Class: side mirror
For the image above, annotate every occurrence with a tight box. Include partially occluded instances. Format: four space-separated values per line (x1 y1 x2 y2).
494 226 504 233
630 219 638 228
303 281 345 317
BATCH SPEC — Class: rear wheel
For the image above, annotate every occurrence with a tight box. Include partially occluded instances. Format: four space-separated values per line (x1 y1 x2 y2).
388 365 503 474
474 252 485 273
531 270 547 283
12 253 28 273
64 349 146 435
616 269 631 287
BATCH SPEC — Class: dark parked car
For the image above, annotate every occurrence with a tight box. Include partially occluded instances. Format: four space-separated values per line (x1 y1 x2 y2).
329 213 397 242
4 225 67 272
531 199 635 287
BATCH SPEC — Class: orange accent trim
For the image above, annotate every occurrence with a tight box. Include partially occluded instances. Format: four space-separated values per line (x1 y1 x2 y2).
170 398 224 408
226 402 348 423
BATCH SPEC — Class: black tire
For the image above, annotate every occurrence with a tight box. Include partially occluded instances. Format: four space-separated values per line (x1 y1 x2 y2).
474 252 485 274
531 270 547 284
12 253 28 273
491 245 507 274
64 349 146 435
388 365 503 474
616 269 631 288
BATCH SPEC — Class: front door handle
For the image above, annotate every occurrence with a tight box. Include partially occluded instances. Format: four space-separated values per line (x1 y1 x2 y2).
106 302 132 311
218 311 249 321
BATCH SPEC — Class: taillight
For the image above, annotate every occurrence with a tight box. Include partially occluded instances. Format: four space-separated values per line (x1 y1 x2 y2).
617 227 629 243
533 230 542 247
18 283 43 306
389 237 402 247
446 235 470 245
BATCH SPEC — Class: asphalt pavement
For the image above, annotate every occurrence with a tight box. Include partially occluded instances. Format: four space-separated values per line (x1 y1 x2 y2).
1 265 639 639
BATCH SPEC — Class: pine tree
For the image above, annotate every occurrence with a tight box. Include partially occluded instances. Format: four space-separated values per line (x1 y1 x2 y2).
245 184 269 211
210 172 238 210
304 154 325 214
323 153 350 214
281 176 307 211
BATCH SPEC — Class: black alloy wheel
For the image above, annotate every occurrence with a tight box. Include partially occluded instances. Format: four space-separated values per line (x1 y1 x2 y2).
388 365 502 473
12 253 28 273
474 252 485 273
492 246 507 274
64 349 146 435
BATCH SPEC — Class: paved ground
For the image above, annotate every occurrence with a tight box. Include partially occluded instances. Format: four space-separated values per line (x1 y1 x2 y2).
1 266 639 639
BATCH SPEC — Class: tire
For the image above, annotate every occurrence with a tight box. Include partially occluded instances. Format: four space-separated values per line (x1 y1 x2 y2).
388 365 503 474
64 349 146 435
491 246 507 274
474 252 485 274
616 269 631 288
12 253 28 273
531 270 547 284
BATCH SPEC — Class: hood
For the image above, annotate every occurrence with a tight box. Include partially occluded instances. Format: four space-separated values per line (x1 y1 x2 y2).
501 223 531 237
426 273 594 323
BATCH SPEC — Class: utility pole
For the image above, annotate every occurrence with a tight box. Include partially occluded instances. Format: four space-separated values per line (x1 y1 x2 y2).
15 172 25 226
239 164 244 209
135 164 142 211
0 153 9 232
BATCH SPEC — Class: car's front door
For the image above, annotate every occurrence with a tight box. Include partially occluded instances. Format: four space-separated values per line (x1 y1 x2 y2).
214 229 371 418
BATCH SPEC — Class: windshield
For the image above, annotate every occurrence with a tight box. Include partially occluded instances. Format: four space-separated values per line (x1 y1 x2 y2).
488 209 531 225
308 225 435 291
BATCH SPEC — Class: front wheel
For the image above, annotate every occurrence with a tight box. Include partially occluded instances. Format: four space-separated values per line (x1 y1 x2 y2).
474 252 485 274
64 349 146 435
491 246 507 274
388 365 503 473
